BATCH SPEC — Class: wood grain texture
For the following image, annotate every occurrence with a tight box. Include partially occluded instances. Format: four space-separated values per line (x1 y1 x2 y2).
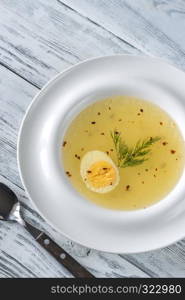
61 0 185 70
0 0 140 88
0 0 185 278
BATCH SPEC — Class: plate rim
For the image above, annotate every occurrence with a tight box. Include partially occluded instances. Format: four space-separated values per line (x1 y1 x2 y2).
17 54 185 253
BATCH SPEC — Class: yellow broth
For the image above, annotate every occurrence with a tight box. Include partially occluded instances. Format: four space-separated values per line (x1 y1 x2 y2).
62 96 185 210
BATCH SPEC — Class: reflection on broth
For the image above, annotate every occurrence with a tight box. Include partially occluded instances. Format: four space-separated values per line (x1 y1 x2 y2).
62 96 185 210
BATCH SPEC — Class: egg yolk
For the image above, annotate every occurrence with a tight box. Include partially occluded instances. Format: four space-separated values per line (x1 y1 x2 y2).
86 161 116 188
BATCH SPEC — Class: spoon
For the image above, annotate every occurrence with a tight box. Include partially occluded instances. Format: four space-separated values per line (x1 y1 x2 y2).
0 182 94 277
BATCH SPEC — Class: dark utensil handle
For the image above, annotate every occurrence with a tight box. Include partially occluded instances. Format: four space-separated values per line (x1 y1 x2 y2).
36 232 94 278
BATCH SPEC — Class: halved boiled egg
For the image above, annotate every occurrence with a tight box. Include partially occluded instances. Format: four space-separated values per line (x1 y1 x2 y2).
80 150 120 193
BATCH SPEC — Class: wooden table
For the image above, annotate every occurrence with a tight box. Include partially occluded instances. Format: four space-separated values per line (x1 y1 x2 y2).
1 0 185 278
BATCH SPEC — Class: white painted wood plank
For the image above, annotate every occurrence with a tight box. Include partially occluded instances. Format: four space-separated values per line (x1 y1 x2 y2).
123 240 185 277
0 65 149 278
0 222 72 278
61 0 185 71
0 0 140 88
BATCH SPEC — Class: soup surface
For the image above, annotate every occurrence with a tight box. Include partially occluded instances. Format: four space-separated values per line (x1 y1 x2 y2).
62 96 185 210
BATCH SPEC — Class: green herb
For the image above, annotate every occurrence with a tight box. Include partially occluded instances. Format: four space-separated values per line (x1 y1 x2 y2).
110 130 161 168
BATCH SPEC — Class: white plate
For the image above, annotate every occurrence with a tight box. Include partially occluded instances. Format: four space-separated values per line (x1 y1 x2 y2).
18 55 185 253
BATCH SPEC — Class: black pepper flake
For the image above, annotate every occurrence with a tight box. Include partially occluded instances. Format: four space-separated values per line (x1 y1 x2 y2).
97 112 101 115
106 151 109 155
100 132 105 135
176 158 178 161
160 122 163 125
110 182 113 185
154 174 156 178
118 118 122 122
108 106 111 110
87 170 92 174
91 121 96 124
155 168 158 171
145 169 148 172
140 109 144 112
63 141 67 147
137 113 141 116
103 167 108 170
126 185 130 191
115 131 119 135
110 149 113 152
66 171 72 177
171 150 176 154
162 142 168 146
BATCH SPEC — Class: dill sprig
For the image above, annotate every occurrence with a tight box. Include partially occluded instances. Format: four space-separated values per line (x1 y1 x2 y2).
110 130 161 168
